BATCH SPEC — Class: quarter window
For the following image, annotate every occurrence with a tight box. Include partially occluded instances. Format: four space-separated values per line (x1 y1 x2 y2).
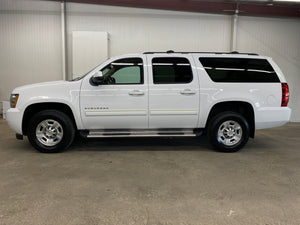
100 58 143 84
199 57 280 83
152 57 193 84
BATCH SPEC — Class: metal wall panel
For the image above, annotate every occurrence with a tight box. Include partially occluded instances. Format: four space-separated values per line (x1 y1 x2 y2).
237 16 300 121
1 1 299 121
72 31 108 78
66 3 232 79
0 0 62 102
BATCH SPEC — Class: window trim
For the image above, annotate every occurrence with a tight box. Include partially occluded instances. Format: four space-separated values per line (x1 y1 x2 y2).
152 57 194 85
199 57 280 83
100 57 144 85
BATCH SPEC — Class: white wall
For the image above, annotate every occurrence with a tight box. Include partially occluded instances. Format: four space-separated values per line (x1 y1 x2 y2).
66 3 232 78
0 0 62 102
72 31 108 78
66 3 300 122
237 16 300 121
0 1 299 121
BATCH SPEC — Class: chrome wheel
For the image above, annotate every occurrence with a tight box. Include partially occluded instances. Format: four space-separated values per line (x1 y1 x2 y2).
217 120 242 146
36 119 64 146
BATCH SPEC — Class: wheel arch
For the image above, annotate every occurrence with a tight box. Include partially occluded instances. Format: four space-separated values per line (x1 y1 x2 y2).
205 101 255 138
22 102 77 135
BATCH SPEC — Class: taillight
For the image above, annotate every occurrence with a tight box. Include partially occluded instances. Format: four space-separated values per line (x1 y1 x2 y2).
281 83 289 107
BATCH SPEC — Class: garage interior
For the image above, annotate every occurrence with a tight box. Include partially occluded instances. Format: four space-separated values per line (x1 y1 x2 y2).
0 0 300 224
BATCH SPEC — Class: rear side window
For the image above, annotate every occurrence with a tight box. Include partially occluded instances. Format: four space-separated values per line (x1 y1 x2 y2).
152 57 193 84
199 57 280 83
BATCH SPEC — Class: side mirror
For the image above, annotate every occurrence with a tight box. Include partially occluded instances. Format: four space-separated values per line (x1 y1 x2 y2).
90 71 104 86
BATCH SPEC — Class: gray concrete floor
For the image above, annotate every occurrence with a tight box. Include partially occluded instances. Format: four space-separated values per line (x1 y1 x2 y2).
0 119 300 225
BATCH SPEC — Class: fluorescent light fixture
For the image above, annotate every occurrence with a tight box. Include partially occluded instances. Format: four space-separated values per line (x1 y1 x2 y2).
273 0 300 2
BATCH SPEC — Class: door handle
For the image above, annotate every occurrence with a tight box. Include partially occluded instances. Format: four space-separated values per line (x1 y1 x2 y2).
128 90 145 96
180 89 196 95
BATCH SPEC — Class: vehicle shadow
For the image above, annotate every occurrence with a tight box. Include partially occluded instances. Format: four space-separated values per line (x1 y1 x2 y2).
69 135 213 152
68 134 280 154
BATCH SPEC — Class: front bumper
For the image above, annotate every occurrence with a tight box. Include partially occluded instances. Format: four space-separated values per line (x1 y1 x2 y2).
6 108 23 135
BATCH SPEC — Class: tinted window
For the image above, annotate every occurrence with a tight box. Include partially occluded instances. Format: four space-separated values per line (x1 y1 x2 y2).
101 58 143 84
152 57 193 84
199 57 280 83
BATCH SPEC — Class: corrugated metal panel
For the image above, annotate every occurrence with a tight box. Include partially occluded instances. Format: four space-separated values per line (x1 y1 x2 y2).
66 3 232 78
0 0 62 101
237 16 300 121
1 1 299 121
72 31 108 78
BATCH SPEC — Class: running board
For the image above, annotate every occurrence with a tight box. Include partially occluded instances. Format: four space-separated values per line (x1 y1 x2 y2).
80 129 203 138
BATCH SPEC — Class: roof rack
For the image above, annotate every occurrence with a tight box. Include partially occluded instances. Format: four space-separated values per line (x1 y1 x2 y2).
143 50 259 56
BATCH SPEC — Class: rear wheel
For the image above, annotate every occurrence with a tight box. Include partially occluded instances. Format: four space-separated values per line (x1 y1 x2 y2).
208 111 249 152
27 110 75 153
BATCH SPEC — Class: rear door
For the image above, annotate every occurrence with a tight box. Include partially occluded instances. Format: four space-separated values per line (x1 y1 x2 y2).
146 54 200 128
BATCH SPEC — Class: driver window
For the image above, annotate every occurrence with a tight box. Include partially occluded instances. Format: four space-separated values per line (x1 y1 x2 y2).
100 58 143 84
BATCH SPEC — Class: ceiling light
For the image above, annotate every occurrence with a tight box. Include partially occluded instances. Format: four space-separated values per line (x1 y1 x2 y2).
273 0 300 2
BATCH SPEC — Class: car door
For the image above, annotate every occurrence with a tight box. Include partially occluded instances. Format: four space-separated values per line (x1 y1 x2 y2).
80 55 148 129
147 54 200 128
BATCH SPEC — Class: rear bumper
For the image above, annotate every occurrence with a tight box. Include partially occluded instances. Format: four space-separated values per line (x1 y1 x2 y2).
255 107 291 130
6 108 23 135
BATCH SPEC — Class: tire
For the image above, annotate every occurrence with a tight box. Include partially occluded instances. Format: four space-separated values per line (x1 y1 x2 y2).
27 110 75 153
207 111 249 152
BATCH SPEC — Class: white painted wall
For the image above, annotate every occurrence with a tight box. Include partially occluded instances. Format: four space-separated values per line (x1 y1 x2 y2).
65 3 232 79
237 16 300 121
0 0 62 102
72 31 108 78
0 1 299 121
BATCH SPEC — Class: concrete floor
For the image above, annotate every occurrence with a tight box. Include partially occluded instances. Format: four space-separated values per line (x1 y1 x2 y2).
0 120 300 225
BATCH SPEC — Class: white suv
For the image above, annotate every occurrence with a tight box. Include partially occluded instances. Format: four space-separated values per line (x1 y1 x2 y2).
7 51 291 153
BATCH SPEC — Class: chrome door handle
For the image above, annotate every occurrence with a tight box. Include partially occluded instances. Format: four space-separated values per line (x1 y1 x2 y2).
180 89 196 95
128 90 145 96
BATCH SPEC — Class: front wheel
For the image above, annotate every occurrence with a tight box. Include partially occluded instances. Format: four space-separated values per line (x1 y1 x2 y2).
27 110 75 153
207 111 250 152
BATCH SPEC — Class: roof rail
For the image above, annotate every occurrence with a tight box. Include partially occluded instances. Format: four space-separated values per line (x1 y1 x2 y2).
143 50 259 56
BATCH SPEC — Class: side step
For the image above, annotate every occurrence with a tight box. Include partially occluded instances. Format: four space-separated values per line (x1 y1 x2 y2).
80 129 203 138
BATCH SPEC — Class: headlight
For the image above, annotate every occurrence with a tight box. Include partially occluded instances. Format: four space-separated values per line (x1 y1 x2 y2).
10 94 19 108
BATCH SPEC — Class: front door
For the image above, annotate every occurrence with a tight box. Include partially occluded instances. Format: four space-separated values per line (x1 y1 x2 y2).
147 55 200 128
80 56 148 129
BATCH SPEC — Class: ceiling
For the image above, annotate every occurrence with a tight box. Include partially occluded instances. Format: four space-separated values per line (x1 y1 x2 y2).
54 0 300 18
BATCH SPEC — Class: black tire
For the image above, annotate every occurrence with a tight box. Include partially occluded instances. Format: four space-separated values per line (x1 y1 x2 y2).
27 110 75 153
207 111 249 152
